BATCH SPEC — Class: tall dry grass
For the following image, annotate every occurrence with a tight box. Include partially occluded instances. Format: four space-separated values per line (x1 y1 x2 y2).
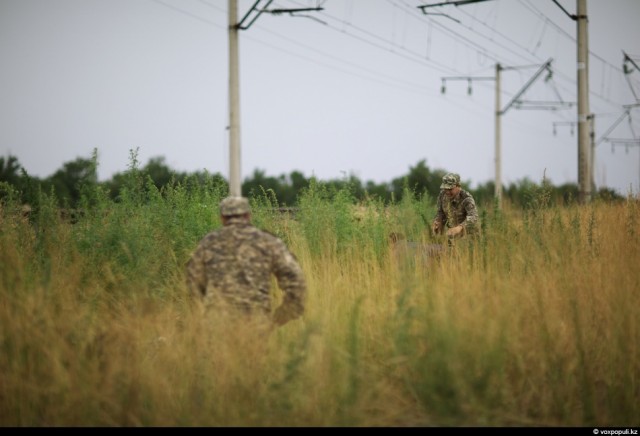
0 180 638 426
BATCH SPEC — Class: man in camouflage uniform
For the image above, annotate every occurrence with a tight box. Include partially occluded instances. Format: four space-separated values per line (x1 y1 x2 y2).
431 173 480 240
186 196 306 329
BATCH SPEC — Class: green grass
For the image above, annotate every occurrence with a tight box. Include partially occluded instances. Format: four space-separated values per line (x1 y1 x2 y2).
0 178 638 426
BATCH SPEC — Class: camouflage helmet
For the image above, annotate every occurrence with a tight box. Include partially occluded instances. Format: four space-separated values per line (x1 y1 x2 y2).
440 173 461 189
219 196 251 216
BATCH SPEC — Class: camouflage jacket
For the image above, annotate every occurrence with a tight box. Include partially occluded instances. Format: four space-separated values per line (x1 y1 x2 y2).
186 217 306 324
433 189 479 234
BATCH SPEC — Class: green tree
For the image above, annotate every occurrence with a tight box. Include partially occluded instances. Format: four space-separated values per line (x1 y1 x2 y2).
0 155 22 186
390 159 447 201
46 156 98 208
143 156 183 190
364 180 392 202
243 169 285 205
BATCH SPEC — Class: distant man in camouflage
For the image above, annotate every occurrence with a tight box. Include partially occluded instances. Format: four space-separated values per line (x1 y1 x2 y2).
431 173 480 241
186 196 306 329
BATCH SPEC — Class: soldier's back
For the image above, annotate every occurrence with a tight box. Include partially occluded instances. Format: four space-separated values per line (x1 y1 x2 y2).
197 220 286 313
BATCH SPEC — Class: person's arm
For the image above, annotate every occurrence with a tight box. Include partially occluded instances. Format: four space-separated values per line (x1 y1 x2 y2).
272 242 307 326
461 196 479 232
432 192 446 234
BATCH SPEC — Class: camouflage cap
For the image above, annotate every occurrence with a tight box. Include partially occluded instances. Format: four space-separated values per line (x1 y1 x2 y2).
440 173 461 189
219 196 251 216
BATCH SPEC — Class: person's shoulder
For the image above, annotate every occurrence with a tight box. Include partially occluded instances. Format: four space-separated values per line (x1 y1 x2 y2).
254 227 286 244
202 227 225 240
197 224 239 244
251 228 293 253
460 189 476 201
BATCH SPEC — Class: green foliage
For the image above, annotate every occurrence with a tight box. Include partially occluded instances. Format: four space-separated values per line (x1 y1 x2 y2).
390 180 434 241
0 181 20 207
246 186 286 240
1 166 639 426
0 151 627 211
390 159 447 202
4 149 637 426
356 195 390 262
0 154 22 186
297 178 337 257
65 151 229 300
243 169 289 206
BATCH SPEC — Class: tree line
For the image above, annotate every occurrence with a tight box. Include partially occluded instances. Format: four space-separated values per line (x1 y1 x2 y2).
0 149 623 212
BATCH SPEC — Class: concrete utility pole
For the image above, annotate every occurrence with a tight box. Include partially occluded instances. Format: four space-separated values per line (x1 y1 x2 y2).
495 63 502 206
576 0 591 203
226 0 322 197
228 0 241 196
551 0 592 202
547 0 598 199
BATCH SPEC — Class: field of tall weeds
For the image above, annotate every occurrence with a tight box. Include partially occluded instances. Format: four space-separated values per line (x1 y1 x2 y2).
0 177 638 426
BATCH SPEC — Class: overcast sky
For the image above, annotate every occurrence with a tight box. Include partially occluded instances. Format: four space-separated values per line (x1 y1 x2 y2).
1 0 639 196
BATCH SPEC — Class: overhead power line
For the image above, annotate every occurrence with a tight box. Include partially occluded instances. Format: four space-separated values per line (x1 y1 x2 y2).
426 0 593 202
440 59 567 205
418 0 495 9
596 104 640 146
152 0 637 195
235 0 325 30
520 0 625 74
